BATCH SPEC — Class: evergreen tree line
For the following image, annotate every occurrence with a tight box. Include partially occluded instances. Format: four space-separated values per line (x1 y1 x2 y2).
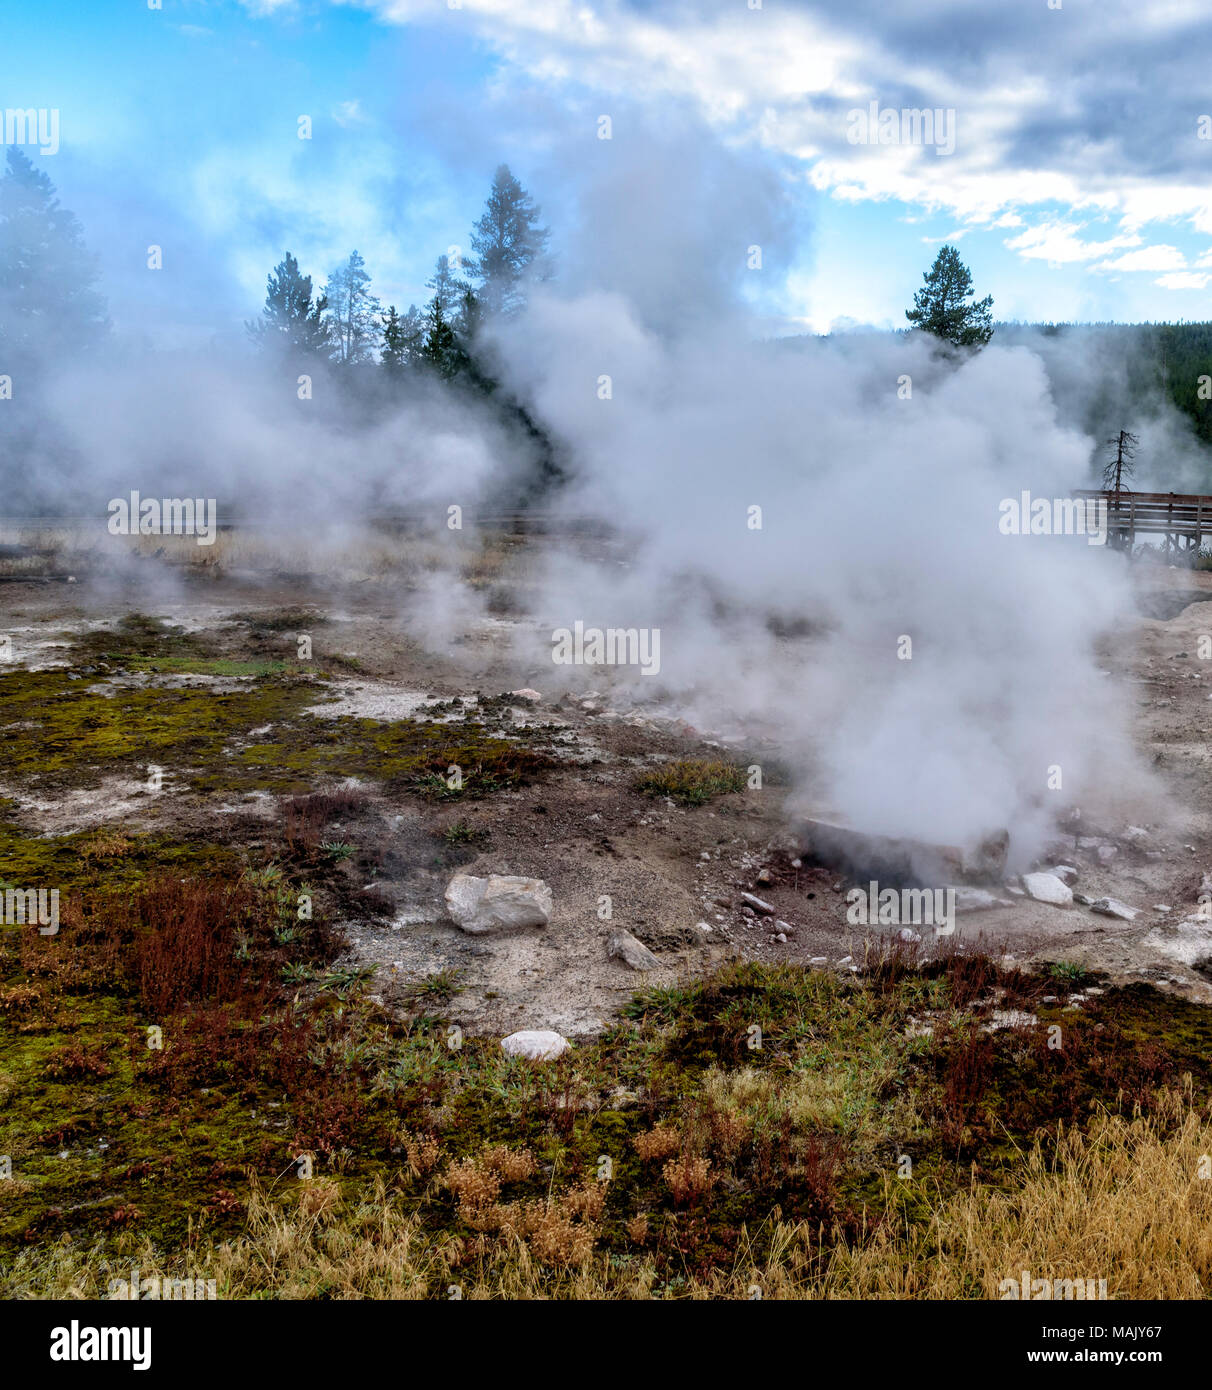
245 164 548 389
3 147 1212 458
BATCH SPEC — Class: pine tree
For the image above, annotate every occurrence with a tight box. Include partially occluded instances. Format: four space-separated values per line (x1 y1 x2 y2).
246 252 331 356
324 250 381 364
905 245 993 349
419 295 459 378
0 148 108 361
454 287 483 344
426 254 469 318
469 165 549 316
380 303 425 373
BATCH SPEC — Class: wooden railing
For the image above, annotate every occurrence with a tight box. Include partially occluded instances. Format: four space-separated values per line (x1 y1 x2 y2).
1071 489 1212 552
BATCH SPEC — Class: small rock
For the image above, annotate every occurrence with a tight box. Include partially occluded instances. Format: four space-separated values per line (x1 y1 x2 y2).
774 932 787 943
445 874 552 933
689 921 714 943
1048 865 1079 885
501 1030 569 1061
1022 872 1073 907
510 688 542 701
1153 904 1172 913
775 920 796 935
756 868 773 886
740 892 775 915
1096 845 1118 866
1090 897 1139 922
953 887 1000 912
607 928 661 971
809 956 828 967
1073 892 1094 906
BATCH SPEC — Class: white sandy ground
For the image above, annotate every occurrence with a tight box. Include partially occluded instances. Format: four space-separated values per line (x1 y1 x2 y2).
4 570 1212 1031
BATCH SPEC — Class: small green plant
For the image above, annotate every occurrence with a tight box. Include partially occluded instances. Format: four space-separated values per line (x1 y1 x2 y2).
443 820 486 845
320 840 354 861
320 964 376 998
1048 960 1087 985
406 968 465 1003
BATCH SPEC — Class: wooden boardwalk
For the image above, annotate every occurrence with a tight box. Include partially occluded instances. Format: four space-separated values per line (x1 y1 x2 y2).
1072 489 1212 555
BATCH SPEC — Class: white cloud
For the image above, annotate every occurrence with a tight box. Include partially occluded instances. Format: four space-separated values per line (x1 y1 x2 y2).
1093 245 1187 272
282 0 1212 237
333 100 367 127
1155 271 1211 289
1004 222 1140 264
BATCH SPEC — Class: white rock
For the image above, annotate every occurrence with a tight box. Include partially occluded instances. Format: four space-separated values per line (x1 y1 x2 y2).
1022 872 1073 907
510 688 542 701
501 1030 569 1061
809 956 828 967
1048 865 1079 885
1089 897 1138 922
740 892 775 915
1153 904 1172 913
445 874 552 933
1097 845 1119 865
607 928 661 971
952 887 1000 912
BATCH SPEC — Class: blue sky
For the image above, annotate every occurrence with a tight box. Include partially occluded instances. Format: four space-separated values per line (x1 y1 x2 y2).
4 0 1211 339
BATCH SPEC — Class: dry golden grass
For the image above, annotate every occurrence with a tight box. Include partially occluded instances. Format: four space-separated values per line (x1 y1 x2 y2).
5 1096 1210 1300
803 1097 1212 1301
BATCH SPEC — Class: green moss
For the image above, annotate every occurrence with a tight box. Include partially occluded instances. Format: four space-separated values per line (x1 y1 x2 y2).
128 658 292 678
0 669 553 797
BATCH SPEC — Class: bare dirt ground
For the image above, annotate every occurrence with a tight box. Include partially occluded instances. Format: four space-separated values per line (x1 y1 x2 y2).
5 550 1212 1038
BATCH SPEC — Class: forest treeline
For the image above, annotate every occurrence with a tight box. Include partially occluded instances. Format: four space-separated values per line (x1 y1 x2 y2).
3 144 1212 470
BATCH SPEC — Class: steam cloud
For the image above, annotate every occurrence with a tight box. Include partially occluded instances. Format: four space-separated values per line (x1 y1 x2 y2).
2 122 1165 870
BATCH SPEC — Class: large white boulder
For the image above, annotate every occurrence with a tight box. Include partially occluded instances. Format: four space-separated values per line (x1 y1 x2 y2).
1022 872 1073 907
501 1030 569 1061
445 874 552 933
